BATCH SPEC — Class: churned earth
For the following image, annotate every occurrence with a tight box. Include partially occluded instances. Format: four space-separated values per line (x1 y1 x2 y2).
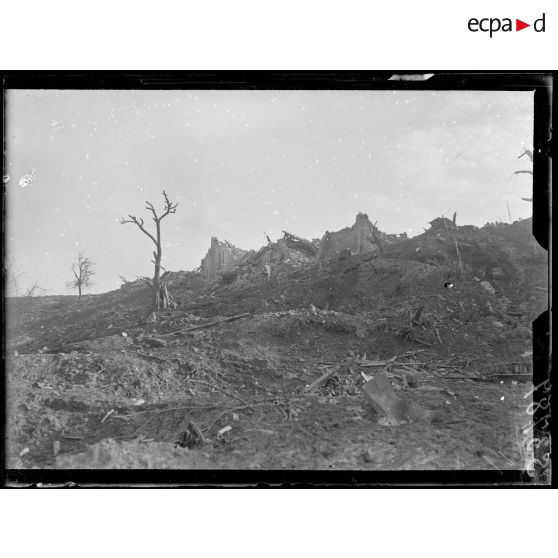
5 218 546 473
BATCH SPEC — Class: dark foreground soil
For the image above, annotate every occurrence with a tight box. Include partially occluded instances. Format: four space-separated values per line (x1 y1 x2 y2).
6 292 540 472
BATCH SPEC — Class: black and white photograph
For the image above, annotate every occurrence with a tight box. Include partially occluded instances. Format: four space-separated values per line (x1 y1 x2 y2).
3 75 551 481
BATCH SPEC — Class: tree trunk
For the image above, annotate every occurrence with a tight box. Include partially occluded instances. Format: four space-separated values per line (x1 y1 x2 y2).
149 207 177 311
152 261 161 310
78 284 82 302
152 220 162 310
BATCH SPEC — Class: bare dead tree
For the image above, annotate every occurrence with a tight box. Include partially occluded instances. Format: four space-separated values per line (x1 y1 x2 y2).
120 190 179 311
6 256 26 297
24 281 48 297
67 253 95 301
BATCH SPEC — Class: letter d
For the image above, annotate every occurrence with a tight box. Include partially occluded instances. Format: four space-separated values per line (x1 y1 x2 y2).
534 13 545 32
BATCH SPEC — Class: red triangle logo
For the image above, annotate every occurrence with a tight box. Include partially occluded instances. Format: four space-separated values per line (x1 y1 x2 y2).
516 19 530 31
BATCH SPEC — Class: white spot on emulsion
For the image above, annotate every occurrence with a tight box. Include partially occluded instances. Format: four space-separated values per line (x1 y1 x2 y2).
19 169 37 188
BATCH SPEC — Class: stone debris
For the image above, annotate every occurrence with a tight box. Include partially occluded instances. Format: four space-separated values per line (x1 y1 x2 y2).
316 213 387 262
175 421 205 449
362 372 433 424
480 281 496 295
216 425 232 441
200 237 248 281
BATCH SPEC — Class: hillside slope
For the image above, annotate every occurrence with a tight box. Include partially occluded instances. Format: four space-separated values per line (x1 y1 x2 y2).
5 217 548 474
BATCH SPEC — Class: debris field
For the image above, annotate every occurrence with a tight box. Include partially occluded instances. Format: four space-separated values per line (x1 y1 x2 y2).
5 215 546 470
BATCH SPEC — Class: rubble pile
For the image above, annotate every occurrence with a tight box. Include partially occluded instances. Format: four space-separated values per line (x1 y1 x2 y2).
384 217 545 292
200 237 249 281
316 212 387 262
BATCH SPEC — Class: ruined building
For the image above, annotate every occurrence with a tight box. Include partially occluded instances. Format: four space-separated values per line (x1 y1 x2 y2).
316 213 386 262
199 237 248 281
198 214 390 283
427 217 457 233
248 232 317 268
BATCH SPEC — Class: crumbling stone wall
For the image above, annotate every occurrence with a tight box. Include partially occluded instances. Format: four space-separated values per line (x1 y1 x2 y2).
316 213 383 262
200 237 247 281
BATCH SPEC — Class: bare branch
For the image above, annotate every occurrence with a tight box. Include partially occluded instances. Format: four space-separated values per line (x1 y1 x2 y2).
518 148 533 161
120 214 158 246
145 201 158 222
160 189 179 220
24 281 48 297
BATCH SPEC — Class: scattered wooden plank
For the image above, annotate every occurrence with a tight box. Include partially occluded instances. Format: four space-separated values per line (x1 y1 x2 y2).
100 409 115 423
312 359 428 368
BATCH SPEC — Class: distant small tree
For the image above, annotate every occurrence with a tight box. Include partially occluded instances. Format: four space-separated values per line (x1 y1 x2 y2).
6 256 26 297
24 280 48 297
67 253 95 301
120 190 179 310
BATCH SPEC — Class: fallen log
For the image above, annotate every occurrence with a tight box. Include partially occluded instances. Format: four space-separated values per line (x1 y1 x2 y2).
162 313 251 336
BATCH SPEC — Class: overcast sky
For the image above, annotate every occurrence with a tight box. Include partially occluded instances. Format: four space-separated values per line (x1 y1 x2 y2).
5 89 533 295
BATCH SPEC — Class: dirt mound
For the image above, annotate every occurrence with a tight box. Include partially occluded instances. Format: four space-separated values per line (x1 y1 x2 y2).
384 218 545 289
